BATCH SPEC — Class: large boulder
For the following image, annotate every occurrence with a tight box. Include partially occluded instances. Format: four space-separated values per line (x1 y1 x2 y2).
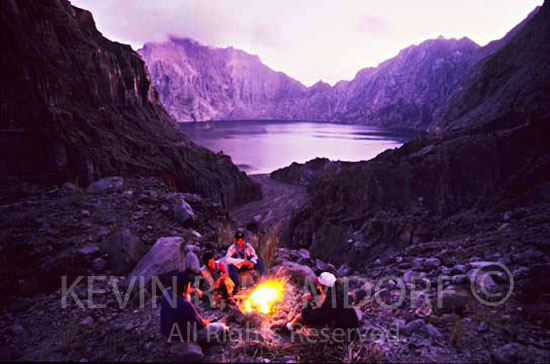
272 260 315 285
169 342 204 362
127 236 183 287
100 229 148 275
434 286 470 315
86 177 124 194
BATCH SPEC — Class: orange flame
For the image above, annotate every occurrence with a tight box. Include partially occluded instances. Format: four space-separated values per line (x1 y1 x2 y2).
242 277 286 315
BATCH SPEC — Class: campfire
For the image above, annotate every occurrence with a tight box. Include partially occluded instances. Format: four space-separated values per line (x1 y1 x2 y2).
240 277 287 315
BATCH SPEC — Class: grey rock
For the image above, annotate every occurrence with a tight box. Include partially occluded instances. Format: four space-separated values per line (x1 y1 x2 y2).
81 210 91 218
435 286 470 314
503 211 513 221
452 274 468 284
127 236 183 287
169 342 204 362
467 269 498 293
79 316 94 326
86 176 124 194
297 249 311 260
172 195 195 225
425 324 443 339
10 323 25 335
92 257 107 272
412 258 425 270
337 264 350 277
315 259 329 271
79 244 100 256
402 319 426 335
62 182 78 192
451 264 468 275
513 266 529 278
184 251 200 275
100 229 148 275
272 260 315 285
424 257 441 270
491 343 526 363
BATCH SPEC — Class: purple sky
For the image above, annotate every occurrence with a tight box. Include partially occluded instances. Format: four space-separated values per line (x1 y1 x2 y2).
72 0 542 86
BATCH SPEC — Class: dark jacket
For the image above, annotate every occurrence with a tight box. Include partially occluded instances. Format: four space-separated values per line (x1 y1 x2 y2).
160 289 204 339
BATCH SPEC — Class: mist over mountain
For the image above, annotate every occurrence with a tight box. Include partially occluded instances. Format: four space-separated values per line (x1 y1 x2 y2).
141 36 481 129
139 7 540 131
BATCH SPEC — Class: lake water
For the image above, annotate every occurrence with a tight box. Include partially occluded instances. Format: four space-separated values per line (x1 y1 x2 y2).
180 120 419 174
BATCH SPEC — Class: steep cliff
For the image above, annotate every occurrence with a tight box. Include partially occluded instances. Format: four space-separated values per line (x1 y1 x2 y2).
430 5 549 132
140 36 479 129
0 0 260 207
139 37 306 121
284 3 550 266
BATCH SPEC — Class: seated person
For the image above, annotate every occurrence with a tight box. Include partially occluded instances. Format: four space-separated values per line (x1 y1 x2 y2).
286 272 360 331
160 271 227 342
200 251 235 300
225 231 266 291
177 242 203 300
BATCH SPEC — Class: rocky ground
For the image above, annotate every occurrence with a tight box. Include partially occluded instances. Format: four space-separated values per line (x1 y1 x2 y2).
2 175 549 362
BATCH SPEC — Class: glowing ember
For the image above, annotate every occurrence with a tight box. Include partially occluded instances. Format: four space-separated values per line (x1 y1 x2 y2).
242 277 286 315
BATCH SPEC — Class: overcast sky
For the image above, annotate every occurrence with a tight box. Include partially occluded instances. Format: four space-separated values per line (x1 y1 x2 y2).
72 0 542 86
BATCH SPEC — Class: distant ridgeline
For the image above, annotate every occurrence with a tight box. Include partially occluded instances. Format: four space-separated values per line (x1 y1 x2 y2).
139 7 539 130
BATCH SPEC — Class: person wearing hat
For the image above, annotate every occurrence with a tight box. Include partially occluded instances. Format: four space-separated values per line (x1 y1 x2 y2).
285 272 359 331
225 231 266 291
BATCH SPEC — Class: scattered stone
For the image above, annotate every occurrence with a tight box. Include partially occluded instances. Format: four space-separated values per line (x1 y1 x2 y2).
79 244 100 256
315 259 328 272
169 342 204 362
467 269 498 293
337 264 350 277
160 204 169 213
273 260 315 285
374 258 382 265
452 274 467 284
184 251 200 274
81 210 91 218
86 176 124 194
451 264 468 275
477 321 488 332
425 324 443 339
412 258 425 270
62 182 78 192
10 323 25 335
401 319 426 335
513 266 529 279
435 286 470 314
79 316 94 326
172 195 195 225
491 343 527 363
503 211 513 221
297 249 310 260
92 257 107 272
424 257 441 270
